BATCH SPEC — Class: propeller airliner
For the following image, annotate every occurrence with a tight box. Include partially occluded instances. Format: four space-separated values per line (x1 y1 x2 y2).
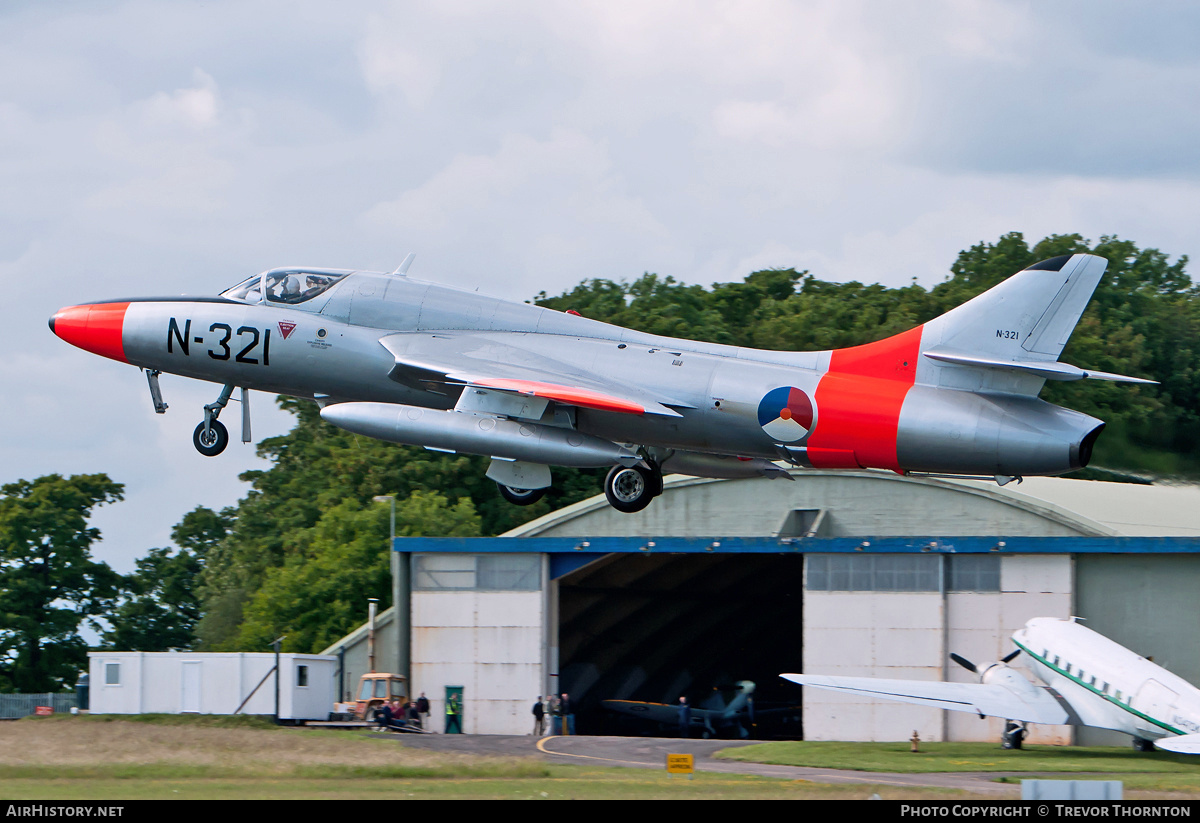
784 617 1200 753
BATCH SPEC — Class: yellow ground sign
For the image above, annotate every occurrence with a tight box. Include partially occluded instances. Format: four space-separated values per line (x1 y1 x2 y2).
666 753 694 774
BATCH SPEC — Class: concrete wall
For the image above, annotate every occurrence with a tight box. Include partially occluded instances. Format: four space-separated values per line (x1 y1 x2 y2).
87 653 336 719
411 590 543 734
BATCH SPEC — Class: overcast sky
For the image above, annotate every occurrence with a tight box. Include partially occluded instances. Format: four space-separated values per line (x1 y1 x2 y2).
6 1 1200 573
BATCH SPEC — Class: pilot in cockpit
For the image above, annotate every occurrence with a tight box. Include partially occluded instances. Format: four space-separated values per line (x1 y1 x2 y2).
281 275 301 301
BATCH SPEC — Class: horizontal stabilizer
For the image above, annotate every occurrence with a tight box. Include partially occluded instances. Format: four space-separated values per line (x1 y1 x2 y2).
923 349 1157 384
1152 733 1200 755
780 673 1070 725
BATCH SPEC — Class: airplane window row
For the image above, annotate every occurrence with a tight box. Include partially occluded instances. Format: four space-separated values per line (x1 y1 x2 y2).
1045 649 1120 702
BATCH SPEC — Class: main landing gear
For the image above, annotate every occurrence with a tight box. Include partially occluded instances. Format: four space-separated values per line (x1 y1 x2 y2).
496 484 547 506
1002 721 1027 750
603 461 663 513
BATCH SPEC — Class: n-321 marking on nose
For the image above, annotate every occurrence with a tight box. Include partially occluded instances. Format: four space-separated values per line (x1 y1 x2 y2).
167 317 271 365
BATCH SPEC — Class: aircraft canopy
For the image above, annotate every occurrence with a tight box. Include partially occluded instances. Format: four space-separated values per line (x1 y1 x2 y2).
220 268 352 304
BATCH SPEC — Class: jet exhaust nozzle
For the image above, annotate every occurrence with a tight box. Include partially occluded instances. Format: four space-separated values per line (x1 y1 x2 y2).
320 402 639 468
897 388 1106 476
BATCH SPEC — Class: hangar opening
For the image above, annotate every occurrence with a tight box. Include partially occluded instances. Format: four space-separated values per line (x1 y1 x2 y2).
556 552 805 737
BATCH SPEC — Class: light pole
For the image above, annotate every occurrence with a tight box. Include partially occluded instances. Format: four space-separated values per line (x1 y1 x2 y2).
373 495 409 689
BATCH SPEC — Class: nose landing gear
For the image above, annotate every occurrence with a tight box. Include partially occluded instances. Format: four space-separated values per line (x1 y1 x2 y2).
192 384 243 457
194 419 229 457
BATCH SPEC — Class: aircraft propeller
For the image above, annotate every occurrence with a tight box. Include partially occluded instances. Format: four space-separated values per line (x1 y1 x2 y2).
950 649 1020 675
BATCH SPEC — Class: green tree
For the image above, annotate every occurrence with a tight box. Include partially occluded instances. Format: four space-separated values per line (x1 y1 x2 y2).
101 546 203 652
103 505 231 651
235 491 481 653
195 397 599 649
0 474 124 692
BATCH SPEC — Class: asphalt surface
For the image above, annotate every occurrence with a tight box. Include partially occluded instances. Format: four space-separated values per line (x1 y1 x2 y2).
375 732 1020 796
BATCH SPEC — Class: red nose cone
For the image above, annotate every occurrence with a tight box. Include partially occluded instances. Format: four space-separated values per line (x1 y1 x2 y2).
50 303 130 363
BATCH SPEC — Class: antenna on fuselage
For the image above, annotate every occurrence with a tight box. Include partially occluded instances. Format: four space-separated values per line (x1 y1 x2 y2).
391 253 416 276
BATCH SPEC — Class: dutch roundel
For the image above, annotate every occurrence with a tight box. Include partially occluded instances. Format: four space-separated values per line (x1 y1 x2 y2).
757 386 815 443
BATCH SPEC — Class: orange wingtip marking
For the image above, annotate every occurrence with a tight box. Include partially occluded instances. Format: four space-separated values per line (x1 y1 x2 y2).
472 378 646 414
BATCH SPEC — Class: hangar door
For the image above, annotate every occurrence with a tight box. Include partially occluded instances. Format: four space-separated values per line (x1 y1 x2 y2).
556 552 805 736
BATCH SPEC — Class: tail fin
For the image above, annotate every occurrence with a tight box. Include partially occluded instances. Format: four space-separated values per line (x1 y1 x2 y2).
917 253 1153 393
925 253 1106 360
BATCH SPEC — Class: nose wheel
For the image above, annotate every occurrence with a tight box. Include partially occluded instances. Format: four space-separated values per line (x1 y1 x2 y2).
192 383 237 457
603 462 662 513
193 419 229 457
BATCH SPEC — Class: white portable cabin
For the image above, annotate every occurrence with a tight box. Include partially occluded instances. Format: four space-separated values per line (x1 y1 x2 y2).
87 652 337 720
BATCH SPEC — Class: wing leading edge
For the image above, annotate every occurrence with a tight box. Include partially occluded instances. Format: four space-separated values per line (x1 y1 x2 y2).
379 332 692 417
780 673 1070 725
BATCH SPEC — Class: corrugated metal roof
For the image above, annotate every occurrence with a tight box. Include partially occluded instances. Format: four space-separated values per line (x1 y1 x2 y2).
964 476 1200 537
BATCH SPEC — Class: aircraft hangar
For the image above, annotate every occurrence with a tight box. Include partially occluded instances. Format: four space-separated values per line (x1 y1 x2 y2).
324 470 1200 744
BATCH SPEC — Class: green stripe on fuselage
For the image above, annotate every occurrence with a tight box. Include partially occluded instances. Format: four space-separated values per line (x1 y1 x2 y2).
1012 639 1182 736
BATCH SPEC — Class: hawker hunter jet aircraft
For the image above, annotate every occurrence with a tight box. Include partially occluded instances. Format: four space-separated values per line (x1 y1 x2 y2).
783 617 1200 753
50 253 1151 513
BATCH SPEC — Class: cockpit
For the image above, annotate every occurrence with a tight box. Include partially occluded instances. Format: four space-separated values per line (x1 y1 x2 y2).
220 268 353 304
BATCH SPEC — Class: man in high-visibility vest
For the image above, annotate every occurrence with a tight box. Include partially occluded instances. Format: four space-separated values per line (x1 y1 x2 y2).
445 694 463 734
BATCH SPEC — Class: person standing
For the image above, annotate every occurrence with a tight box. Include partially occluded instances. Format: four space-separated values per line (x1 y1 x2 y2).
532 696 545 736
678 696 690 739
416 692 430 728
560 692 574 736
445 693 463 734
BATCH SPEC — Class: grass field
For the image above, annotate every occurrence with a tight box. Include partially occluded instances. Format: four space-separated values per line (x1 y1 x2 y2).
2 716 1197 800
717 741 1200 796
0 715 964 800
719 740 1200 773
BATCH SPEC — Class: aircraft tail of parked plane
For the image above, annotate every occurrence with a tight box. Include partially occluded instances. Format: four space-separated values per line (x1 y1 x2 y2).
783 617 1200 752
50 250 1155 514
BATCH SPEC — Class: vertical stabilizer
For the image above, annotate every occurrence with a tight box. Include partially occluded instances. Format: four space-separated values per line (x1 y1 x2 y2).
914 253 1109 395
922 253 1107 362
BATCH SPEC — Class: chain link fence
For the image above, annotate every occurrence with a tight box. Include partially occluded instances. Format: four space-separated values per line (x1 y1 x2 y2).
0 693 78 718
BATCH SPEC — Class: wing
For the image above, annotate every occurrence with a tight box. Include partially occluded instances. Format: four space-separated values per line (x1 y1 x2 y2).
781 673 1070 725
379 332 692 417
1153 733 1200 755
602 700 698 726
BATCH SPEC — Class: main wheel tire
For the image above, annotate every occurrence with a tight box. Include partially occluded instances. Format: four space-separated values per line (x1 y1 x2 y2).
193 419 229 457
1133 736 1156 752
604 465 657 513
497 483 546 506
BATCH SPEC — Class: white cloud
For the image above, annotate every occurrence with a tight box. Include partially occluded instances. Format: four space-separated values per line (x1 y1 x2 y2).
136 68 221 130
